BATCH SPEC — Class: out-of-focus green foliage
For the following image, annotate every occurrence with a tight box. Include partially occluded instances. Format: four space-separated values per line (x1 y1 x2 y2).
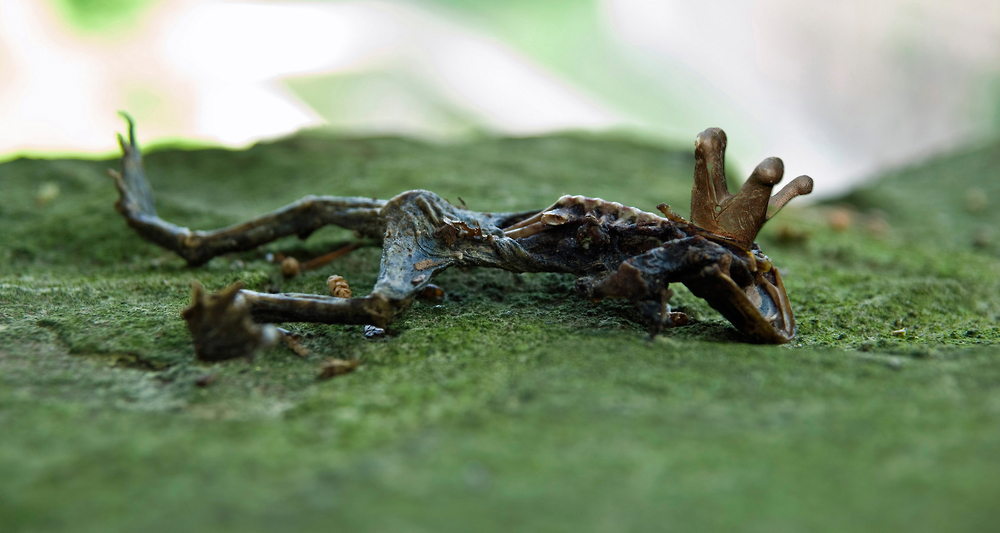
49 0 160 31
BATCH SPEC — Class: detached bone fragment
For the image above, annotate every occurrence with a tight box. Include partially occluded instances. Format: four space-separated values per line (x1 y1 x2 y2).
110 117 813 360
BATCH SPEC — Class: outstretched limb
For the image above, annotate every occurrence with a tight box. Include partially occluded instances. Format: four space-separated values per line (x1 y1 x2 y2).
110 118 541 360
579 236 795 343
185 189 542 359
183 284 402 360
108 114 387 266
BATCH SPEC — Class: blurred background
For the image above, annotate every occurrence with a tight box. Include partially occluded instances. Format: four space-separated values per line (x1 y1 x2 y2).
1 0 998 197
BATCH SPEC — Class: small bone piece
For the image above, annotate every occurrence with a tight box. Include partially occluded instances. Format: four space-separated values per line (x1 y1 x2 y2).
280 244 358 279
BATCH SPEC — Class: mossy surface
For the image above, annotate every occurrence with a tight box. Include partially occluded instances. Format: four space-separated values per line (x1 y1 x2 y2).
2 132 999 532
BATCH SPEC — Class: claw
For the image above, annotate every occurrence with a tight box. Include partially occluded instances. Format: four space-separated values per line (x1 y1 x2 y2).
181 281 278 361
118 111 137 145
116 133 128 153
109 113 157 218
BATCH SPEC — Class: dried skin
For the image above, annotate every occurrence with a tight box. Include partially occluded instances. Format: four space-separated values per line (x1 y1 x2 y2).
111 116 813 360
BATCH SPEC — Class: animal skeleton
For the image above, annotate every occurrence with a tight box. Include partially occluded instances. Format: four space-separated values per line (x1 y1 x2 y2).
109 118 813 360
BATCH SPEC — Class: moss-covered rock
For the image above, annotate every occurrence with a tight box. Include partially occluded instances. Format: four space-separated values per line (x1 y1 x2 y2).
2 132 999 532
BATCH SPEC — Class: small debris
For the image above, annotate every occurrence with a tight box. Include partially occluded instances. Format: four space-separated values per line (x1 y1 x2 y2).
828 208 852 232
891 328 906 337
194 373 218 387
364 325 385 339
281 256 301 278
668 311 690 327
277 244 358 279
972 226 993 248
279 328 310 357
35 182 61 206
418 284 445 302
864 212 890 237
773 223 810 245
327 275 352 298
318 358 360 380
965 187 987 212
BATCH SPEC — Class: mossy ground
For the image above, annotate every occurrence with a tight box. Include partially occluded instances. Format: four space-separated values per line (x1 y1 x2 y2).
2 132 999 532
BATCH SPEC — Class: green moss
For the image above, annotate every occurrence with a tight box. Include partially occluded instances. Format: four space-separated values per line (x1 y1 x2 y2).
2 132 1000 531
837 142 1000 251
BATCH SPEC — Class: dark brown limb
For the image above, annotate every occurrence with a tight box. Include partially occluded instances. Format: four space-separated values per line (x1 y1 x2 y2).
109 114 386 266
239 190 543 328
579 236 795 342
240 291 395 328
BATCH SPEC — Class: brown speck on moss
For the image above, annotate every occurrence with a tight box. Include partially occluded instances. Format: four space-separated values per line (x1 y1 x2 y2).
317 358 359 380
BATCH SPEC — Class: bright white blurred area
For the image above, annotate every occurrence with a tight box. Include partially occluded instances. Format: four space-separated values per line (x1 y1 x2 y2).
1 0 998 196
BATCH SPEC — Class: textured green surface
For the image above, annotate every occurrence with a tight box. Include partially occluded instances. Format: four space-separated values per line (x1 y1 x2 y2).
2 132 999 532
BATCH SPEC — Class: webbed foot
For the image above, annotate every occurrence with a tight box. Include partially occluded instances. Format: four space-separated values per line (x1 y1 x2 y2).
181 281 278 361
